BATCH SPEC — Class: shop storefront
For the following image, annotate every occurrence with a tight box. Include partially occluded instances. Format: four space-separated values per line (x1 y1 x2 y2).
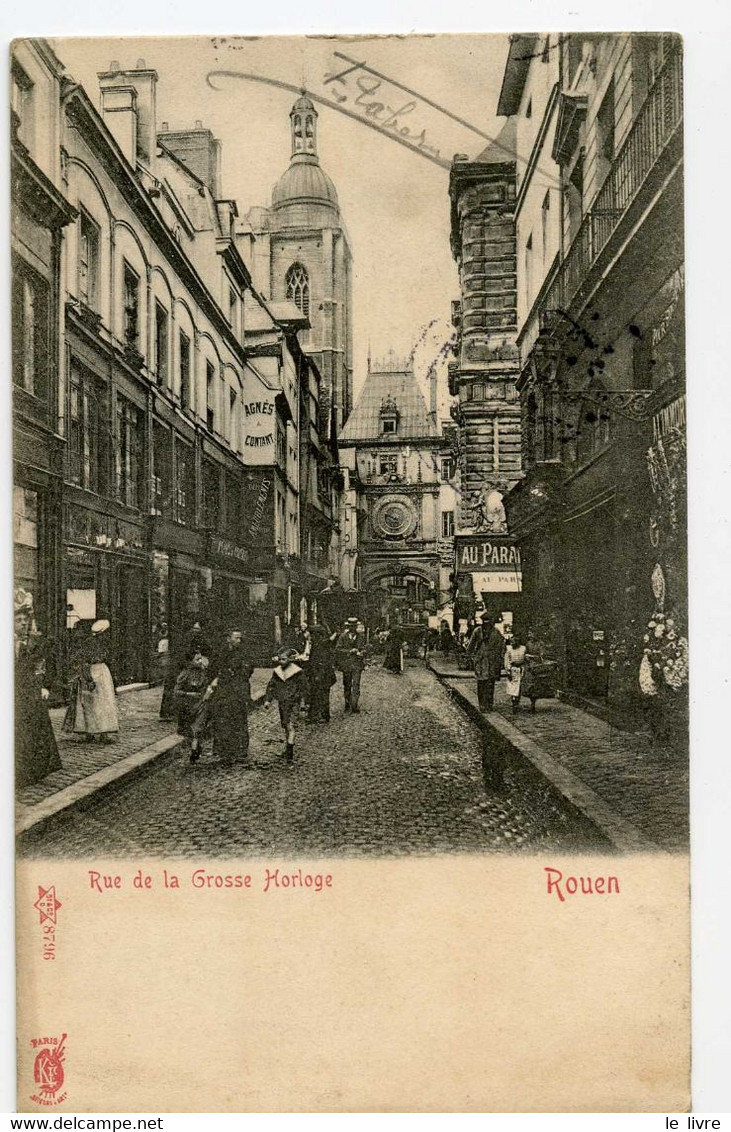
207 533 253 639
149 518 206 668
63 501 149 685
558 497 617 701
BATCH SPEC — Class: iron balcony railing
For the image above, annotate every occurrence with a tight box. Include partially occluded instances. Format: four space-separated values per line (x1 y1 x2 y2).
542 44 682 326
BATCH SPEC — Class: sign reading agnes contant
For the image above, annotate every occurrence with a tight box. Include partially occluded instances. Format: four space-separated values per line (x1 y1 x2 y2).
242 374 276 462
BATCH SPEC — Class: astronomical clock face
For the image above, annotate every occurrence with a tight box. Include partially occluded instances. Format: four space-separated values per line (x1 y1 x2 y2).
372 495 418 540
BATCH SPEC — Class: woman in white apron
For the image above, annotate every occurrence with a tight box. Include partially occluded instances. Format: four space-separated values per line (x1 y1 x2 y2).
504 635 527 714
65 619 119 742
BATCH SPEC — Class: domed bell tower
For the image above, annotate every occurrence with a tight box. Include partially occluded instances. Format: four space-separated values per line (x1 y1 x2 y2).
291 94 318 159
266 92 354 432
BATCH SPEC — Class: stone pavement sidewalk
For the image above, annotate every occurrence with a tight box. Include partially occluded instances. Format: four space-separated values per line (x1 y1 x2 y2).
15 669 272 834
428 656 688 852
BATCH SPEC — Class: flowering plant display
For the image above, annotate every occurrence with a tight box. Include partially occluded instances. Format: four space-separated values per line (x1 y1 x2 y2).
640 609 688 693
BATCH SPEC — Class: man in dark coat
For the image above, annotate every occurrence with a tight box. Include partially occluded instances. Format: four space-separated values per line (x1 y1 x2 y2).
468 614 506 712
335 618 366 713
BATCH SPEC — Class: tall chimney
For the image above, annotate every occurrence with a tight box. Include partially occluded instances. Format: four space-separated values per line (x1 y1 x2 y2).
98 60 158 168
157 122 222 197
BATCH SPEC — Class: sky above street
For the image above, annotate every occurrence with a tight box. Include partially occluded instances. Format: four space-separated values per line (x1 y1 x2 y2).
51 34 510 407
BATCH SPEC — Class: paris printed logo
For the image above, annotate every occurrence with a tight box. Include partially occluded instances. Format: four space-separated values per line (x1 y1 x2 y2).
30 1033 68 1106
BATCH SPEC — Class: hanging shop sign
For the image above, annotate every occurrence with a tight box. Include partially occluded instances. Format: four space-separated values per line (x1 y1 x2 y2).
651 266 684 353
455 535 521 571
242 373 276 463
653 394 686 444
471 570 522 593
455 534 522 593
208 534 250 571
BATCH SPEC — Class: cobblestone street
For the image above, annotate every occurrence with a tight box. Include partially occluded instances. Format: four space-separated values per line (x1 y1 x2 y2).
19 663 595 858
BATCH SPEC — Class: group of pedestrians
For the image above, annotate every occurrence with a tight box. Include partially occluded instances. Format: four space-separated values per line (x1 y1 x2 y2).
170 615 368 768
170 626 253 764
14 588 122 789
467 613 537 714
13 601 375 787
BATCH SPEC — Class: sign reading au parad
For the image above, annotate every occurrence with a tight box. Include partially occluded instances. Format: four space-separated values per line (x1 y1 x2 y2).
455 535 522 593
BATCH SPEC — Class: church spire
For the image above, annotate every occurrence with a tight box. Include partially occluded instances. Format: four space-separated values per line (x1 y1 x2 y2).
290 91 318 161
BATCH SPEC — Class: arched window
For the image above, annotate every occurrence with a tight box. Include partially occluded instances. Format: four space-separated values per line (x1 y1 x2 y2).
286 262 310 318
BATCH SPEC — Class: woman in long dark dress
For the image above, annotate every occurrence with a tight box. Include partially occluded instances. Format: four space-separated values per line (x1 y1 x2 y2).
383 625 405 673
307 624 336 722
14 589 62 789
206 629 252 764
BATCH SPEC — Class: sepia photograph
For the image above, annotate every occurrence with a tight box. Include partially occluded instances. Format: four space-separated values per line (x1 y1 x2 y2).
13 33 687 861
9 27 701 1113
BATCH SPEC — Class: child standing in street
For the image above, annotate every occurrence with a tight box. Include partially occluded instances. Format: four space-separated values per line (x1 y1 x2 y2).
173 650 211 763
264 646 308 764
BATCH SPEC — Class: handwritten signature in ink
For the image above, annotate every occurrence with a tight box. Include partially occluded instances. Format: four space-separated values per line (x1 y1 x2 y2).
322 57 441 162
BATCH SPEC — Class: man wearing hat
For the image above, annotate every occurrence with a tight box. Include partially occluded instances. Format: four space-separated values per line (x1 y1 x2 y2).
264 647 308 764
335 618 366 713
468 612 507 713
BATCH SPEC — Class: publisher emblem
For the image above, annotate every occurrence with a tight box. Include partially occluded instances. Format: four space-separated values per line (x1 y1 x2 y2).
34 886 62 925
30 1034 68 1106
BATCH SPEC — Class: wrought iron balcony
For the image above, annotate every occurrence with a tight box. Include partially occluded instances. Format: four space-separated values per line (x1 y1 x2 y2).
543 44 682 322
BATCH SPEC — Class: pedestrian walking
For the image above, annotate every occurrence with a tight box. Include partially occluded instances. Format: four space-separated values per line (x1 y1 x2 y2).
264 647 308 764
206 628 252 765
307 624 337 722
174 650 212 763
439 620 454 655
160 619 209 721
335 617 366 712
64 618 119 741
383 624 405 673
504 634 528 714
152 621 169 687
15 588 63 789
468 614 506 712
293 624 311 662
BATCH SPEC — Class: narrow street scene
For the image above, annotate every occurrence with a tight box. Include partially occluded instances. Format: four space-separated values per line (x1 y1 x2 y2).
10 31 695 1119
18 661 602 858
13 34 686 859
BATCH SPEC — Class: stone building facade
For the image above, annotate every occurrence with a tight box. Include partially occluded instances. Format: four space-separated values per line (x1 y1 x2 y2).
448 120 524 621
499 33 685 718
338 356 450 627
12 45 341 688
448 121 523 536
12 40 77 690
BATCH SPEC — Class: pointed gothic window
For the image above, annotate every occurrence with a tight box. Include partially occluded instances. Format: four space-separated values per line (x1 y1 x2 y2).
286 262 310 318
